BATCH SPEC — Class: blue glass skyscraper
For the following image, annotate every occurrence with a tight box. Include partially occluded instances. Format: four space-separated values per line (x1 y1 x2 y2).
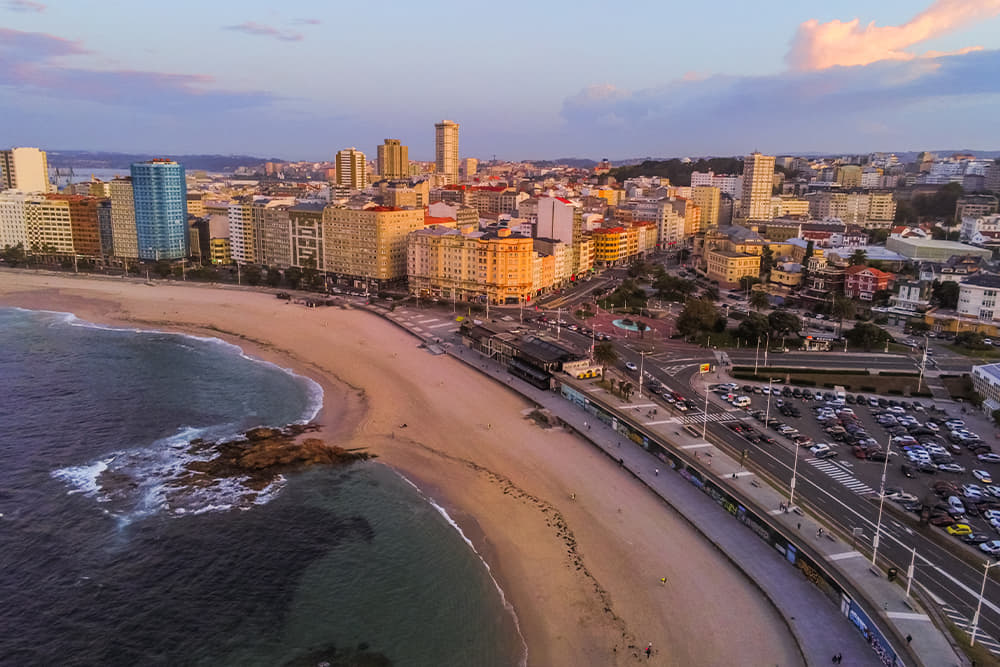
131 159 188 260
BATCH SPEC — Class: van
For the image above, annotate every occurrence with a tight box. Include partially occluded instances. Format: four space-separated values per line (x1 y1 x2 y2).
732 395 752 408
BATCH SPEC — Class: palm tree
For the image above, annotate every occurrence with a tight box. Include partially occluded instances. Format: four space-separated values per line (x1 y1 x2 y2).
849 249 868 266
593 342 617 379
749 290 770 312
831 295 856 336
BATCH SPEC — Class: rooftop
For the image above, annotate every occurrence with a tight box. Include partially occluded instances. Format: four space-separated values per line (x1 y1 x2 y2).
974 363 1000 385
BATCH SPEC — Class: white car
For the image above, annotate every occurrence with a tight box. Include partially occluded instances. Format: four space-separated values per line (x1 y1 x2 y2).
986 485 1000 497
982 510 1000 522
937 463 967 474
974 470 994 484
810 444 832 455
979 453 1000 464
981 541 1000 557
624 361 638 371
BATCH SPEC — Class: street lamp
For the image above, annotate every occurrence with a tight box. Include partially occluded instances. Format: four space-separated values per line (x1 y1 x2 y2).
970 559 1000 647
764 377 782 428
788 434 800 508
872 437 894 566
638 351 646 398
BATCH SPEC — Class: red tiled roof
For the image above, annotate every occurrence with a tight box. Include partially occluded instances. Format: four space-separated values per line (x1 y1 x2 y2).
424 215 455 226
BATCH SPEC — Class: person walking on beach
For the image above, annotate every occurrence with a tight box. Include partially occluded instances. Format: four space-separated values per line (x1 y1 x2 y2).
654 468 659 476
645 642 652 658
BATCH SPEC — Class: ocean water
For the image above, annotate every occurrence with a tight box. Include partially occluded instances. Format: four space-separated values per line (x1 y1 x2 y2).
0 307 524 666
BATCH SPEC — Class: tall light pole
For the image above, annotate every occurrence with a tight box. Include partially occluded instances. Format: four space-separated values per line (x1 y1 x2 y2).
763 331 770 368
638 351 646 398
970 560 1000 647
754 336 761 374
789 435 801 508
905 546 918 599
917 334 929 392
764 377 781 427
872 437 894 566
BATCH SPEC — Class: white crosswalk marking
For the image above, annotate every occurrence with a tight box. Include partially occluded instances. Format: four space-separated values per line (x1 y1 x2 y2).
807 458 875 494
678 412 739 425
940 604 1000 654
659 363 696 376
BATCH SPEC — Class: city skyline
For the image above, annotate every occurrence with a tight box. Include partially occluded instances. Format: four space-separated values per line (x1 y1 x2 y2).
3 1 1000 160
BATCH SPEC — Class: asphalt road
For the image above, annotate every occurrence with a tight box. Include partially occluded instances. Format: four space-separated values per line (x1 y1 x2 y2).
725 350 920 372
612 348 1000 650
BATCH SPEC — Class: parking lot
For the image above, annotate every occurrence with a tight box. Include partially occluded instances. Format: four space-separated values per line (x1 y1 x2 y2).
715 383 1000 558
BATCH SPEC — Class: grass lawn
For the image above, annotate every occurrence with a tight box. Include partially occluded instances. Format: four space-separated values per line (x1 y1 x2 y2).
732 369 931 396
948 344 1000 361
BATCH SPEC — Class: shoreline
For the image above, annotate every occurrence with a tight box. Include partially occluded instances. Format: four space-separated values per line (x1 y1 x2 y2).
0 271 803 666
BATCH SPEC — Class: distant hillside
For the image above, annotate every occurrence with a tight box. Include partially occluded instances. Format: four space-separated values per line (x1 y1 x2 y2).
46 151 283 172
609 157 744 185
529 158 599 169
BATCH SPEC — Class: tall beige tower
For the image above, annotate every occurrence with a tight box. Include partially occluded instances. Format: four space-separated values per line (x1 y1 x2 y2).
691 185 721 229
740 152 775 222
377 139 409 180
335 148 368 190
0 147 51 193
435 120 459 184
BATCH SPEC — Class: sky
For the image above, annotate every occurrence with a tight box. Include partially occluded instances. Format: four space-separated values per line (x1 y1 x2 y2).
2 0 1000 161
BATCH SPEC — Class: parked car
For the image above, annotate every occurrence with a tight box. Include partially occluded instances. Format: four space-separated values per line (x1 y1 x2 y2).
937 463 967 474
974 470 995 484
979 453 1000 464
980 541 1000 557
624 361 638 371
963 533 994 545
947 523 974 536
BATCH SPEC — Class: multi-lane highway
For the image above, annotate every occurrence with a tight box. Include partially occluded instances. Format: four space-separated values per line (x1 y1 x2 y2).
608 347 1000 652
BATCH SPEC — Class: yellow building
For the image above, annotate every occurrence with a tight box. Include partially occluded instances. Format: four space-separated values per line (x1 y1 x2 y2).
377 139 409 180
770 195 809 219
209 238 231 265
24 195 74 254
408 225 535 304
691 186 720 229
324 205 424 289
706 248 761 287
186 193 206 217
769 263 803 287
109 177 138 259
837 165 862 189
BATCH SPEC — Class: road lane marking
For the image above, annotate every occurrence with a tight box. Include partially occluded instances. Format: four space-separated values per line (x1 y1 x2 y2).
827 551 863 561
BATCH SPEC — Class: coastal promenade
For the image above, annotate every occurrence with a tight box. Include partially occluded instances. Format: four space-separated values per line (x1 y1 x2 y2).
372 303 966 667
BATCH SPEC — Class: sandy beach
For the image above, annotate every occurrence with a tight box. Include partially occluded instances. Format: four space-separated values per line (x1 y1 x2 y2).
0 270 803 666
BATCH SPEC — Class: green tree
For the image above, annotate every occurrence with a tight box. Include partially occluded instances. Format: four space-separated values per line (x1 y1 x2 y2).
677 297 719 338
760 245 775 274
767 309 801 337
749 290 770 312
871 289 893 307
702 285 720 301
653 274 696 302
265 266 282 287
955 331 989 350
152 260 172 278
831 295 856 335
1 243 27 267
739 275 762 292
846 322 892 351
737 312 769 343
906 319 930 334
992 409 1000 428
932 280 960 309
285 266 303 289
593 342 617 379
849 249 868 266
869 228 890 244
243 265 262 286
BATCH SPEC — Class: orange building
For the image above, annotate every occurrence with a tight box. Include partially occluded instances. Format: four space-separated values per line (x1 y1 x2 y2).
46 193 102 256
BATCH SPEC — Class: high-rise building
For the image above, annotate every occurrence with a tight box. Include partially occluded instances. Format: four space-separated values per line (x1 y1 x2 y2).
335 148 368 190
461 157 478 179
24 195 73 254
376 140 409 180
0 191 29 250
691 186 721 229
109 177 138 259
1 147 51 193
130 159 188 261
435 120 460 184
46 194 101 257
322 205 424 289
740 152 776 222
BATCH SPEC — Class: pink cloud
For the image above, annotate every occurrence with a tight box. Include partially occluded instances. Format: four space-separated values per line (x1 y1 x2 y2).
5 0 46 12
787 0 1000 70
0 28 276 111
226 21 303 42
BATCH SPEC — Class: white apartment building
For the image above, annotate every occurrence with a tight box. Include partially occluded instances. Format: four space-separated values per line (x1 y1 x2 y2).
535 196 579 245
690 171 742 198
956 274 1000 323
961 214 1000 242
0 191 29 249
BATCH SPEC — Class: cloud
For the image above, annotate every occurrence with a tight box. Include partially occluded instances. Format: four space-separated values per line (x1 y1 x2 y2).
0 28 277 112
787 0 1000 70
294 18 321 25
560 49 1000 154
225 21 303 42
5 0 45 12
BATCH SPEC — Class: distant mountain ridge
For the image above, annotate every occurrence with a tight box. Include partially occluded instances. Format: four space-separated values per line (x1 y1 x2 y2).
47 151 281 172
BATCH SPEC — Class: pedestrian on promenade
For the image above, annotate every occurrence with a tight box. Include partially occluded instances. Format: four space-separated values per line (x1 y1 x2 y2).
655 468 659 476
659 577 667 585
906 634 912 644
